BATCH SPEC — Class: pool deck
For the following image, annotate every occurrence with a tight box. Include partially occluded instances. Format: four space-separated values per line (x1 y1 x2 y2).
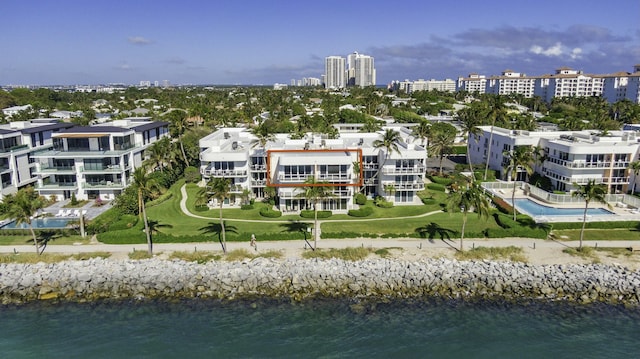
491 188 640 223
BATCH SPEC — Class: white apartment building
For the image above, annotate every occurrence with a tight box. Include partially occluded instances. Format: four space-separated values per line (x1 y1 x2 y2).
199 126 427 213
456 74 487 94
324 56 346 89
0 119 74 200
603 65 640 104
469 126 640 193
354 54 376 87
2 105 32 118
32 118 170 201
396 79 456 93
535 67 604 103
485 70 536 97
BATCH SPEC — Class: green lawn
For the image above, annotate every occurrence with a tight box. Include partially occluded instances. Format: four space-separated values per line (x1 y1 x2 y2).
0 234 90 246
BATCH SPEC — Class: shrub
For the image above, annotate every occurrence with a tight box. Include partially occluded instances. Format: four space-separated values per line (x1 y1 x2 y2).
421 197 436 205
70 193 78 206
147 192 173 207
240 204 254 210
184 166 200 183
427 183 446 192
300 210 332 219
348 206 374 217
354 193 367 205
374 196 394 208
259 207 282 218
491 196 514 215
550 221 640 230
494 213 517 229
429 176 453 186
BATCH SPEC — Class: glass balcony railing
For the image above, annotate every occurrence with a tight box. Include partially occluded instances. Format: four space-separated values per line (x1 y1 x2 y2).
83 181 124 188
36 182 78 189
37 165 76 173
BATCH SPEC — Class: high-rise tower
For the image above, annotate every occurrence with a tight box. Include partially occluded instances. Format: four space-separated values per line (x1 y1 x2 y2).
325 56 346 89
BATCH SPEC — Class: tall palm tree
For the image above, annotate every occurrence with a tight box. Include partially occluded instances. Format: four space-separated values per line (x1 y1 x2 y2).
571 180 609 249
445 180 490 251
372 129 401 191
457 108 482 174
298 176 333 251
3 188 45 255
132 166 161 255
249 122 275 149
411 120 431 150
167 110 189 165
629 161 640 194
503 146 535 220
146 137 171 172
429 122 457 176
197 177 232 253
483 95 507 180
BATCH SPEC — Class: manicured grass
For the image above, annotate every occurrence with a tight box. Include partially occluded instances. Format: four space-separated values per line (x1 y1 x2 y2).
551 229 640 241
0 234 91 246
455 246 527 262
302 247 372 261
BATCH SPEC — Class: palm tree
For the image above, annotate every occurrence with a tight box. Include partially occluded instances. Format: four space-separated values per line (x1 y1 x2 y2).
372 129 401 190
132 166 161 255
445 180 490 251
503 146 535 220
298 176 333 250
429 122 457 176
167 110 189 165
249 122 275 149
572 180 610 249
146 137 171 172
198 177 232 253
411 120 431 149
483 95 507 180
629 161 640 194
3 188 45 255
457 108 482 174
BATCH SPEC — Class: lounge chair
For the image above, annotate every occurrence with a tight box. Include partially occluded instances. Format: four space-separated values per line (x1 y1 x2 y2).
54 210 65 217
63 209 72 217
72 209 80 217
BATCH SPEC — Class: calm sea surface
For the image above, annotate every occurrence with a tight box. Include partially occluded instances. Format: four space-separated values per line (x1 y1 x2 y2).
1 299 639 358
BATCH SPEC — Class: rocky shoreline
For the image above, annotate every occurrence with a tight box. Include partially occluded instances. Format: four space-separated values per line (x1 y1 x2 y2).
1 257 639 306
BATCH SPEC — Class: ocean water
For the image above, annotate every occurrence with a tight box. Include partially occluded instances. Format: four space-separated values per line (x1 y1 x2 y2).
1 299 639 358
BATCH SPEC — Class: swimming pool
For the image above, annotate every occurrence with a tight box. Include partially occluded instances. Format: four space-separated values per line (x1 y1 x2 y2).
511 198 615 217
1 218 73 229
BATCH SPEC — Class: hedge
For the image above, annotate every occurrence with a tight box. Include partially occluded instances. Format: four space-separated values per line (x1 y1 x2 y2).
259 207 282 218
429 176 453 186
550 221 640 230
347 206 374 217
426 183 446 192
300 210 332 219
147 192 173 207
492 196 514 215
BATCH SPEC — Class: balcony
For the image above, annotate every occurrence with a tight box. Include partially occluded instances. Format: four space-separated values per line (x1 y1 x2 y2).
547 158 630 169
0 144 29 153
36 165 76 174
602 177 629 184
250 164 267 171
203 169 248 177
362 163 378 170
394 181 425 191
36 182 78 190
382 165 426 175
80 165 126 173
251 179 267 186
83 180 124 189
316 173 351 181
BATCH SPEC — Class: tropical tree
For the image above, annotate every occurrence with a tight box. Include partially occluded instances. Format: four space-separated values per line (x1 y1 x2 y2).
457 107 482 173
445 180 491 251
196 177 232 253
629 161 640 194
571 180 610 249
132 166 161 255
297 176 333 250
249 122 275 149
502 146 535 220
411 120 431 149
429 122 457 176
2 188 45 254
166 110 189 165
371 128 401 187
483 95 507 180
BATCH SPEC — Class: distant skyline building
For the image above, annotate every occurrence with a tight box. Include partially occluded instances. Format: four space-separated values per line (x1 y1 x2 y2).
324 56 346 89
353 53 376 87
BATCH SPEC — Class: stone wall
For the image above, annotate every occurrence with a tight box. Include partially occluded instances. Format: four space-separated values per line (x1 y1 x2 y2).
1 257 639 305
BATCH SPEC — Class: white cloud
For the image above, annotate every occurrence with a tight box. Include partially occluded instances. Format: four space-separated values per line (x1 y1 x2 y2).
128 36 152 45
530 42 563 56
570 48 583 60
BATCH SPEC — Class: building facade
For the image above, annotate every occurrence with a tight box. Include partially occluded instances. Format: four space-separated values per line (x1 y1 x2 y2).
468 126 640 193
0 119 74 200
324 56 346 89
32 118 169 201
199 126 427 212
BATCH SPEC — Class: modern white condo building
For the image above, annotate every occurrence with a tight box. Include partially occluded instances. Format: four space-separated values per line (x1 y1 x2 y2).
199 126 427 212
468 126 640 194
32 118 170 201
352 53 376 87
0 119 74 200
325 56 346 89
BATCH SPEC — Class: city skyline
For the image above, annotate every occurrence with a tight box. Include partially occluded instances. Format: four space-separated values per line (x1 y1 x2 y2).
1 0 639 86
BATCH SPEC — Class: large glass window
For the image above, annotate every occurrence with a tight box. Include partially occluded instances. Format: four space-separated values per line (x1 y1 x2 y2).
113 135 132 150
67 138 89 151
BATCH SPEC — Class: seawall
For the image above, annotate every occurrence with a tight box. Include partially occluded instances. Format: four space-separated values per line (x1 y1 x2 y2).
1 257 639 305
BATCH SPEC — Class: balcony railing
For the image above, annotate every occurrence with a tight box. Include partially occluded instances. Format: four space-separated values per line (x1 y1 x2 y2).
204 169 248 177
602 177 629 184
251 179 267 186
83 180 124 188
250 164 267 171
382 166 425 175
362 163 378 170
546 157 630 169
37 182 78 189
80 165 125 173
316 173 351 181
0 144 29 153
393 181 425 190
37 165 76 173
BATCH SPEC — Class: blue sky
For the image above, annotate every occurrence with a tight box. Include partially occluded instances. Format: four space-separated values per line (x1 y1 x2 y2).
1 0 639 86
